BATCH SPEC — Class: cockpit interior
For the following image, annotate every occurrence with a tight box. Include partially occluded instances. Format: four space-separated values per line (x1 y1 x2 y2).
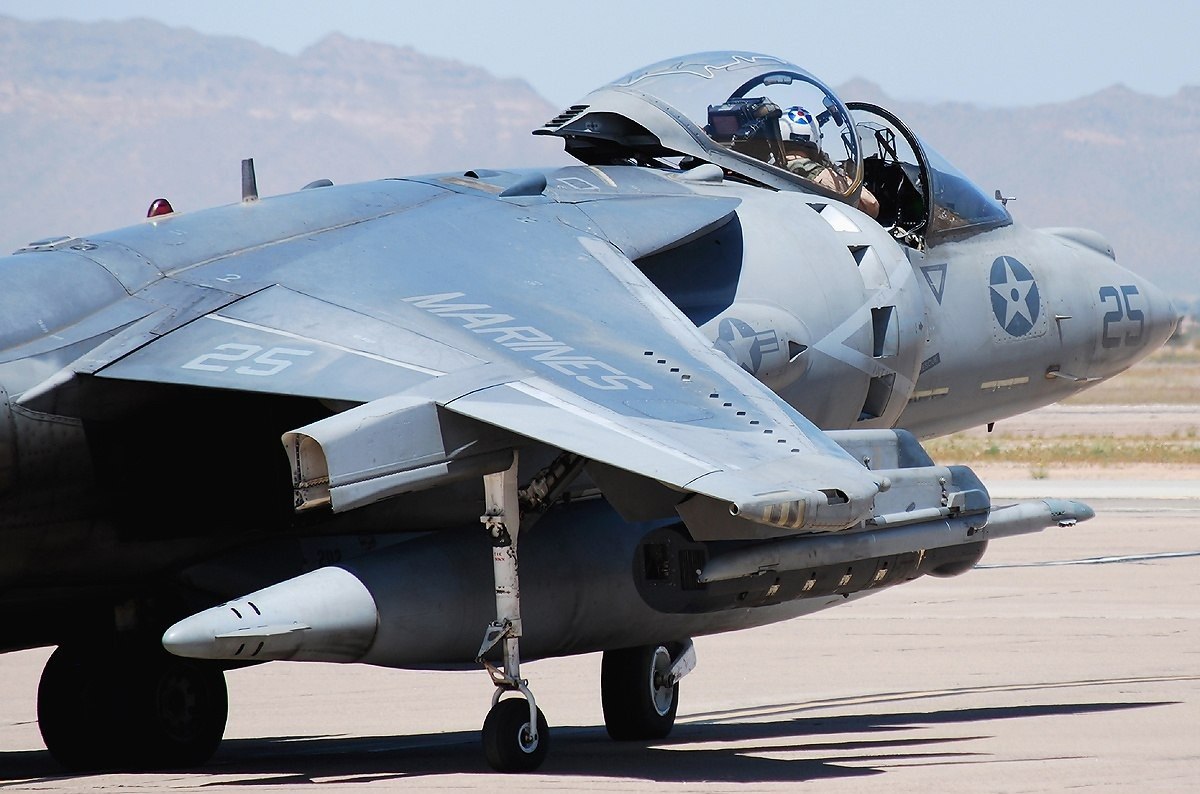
537 51 1012 250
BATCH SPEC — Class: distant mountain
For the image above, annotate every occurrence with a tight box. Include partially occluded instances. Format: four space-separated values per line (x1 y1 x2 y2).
0 17 1195 300
0 17 568 255
836 79 1200 298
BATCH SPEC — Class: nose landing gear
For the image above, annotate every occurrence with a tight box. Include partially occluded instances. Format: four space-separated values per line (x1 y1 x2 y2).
475 456 550 772
473 455 697 770
481 697 549 773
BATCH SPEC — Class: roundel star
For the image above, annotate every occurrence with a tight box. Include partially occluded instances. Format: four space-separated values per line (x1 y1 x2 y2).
988 256 1040 336
716 317 779 374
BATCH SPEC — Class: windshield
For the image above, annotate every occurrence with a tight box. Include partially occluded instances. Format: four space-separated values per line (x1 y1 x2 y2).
851 103 1011 246
545 52 865 204
922 144 1012 241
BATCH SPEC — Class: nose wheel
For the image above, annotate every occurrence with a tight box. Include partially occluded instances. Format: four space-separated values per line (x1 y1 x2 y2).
482 697 549 772
476 455 551 772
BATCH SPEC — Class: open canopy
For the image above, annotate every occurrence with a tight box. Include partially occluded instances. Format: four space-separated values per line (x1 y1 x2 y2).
538 51 1011 245
538 51 865 204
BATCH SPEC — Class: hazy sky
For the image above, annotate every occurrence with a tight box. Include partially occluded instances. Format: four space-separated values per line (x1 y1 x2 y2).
1 1 1196 108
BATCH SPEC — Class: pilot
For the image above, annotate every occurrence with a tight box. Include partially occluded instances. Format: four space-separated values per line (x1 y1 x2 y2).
779 107 879 218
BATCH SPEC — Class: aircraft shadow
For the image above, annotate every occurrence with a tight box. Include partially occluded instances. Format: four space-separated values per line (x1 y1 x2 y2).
0 699 1166 785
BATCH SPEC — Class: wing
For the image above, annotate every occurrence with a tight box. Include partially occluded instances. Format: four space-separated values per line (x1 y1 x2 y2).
424 235 882 536
43 179 883 539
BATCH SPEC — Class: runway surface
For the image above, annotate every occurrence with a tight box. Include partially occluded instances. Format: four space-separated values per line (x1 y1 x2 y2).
2 487 1197 791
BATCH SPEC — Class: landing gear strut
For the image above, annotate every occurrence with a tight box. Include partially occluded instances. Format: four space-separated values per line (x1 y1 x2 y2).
476 455 549 772
37 641 228 772
602 640 695 741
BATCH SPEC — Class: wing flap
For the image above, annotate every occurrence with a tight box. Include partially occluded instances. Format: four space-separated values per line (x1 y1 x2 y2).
444 376 878 535
283 367 879 538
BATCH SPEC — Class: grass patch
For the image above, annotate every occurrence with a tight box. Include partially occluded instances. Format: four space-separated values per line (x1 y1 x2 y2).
924 330 1199 468
1067 338 1200 405
924 435 1200 466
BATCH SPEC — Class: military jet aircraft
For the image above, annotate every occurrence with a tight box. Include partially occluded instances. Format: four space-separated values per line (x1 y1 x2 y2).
0 51 1179 773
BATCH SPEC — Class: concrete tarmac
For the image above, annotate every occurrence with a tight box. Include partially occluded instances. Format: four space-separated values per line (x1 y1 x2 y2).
2 488 1197 792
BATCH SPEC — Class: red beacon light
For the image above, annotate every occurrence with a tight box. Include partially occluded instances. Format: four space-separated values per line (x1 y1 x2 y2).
147 198 174 218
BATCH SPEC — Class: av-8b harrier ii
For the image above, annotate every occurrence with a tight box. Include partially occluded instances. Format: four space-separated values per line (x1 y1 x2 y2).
0 51 1179 772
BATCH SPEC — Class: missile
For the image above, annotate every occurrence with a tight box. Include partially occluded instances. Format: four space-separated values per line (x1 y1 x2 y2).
699 498 1094 583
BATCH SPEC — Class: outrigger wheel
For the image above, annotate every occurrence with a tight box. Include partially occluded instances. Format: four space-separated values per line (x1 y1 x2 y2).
37 641 227 772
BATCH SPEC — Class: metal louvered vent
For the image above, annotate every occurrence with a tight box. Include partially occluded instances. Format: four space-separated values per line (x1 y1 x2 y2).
541 105 590 130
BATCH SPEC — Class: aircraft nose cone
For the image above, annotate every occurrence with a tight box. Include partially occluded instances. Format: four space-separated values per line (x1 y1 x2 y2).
1088 270 1179 376
1167 298 1185 340
1142 280 1183 350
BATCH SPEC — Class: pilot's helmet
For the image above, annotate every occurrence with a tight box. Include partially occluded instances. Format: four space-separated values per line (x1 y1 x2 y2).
780 106 821 150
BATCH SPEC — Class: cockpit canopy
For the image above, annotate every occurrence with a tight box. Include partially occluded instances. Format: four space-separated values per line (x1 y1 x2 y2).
850 103 1012 245
538 52 864 202
537 51 1011 246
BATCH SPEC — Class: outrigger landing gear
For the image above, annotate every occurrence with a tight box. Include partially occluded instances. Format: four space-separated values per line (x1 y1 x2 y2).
476 456 549 773
38 640 227 771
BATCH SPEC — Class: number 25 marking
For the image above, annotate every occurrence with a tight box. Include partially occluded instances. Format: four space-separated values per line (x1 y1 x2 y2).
1099 285 1144 349
182 344 313 376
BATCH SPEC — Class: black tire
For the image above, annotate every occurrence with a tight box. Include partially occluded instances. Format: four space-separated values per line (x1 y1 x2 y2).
37 644 119 772
37 643 228 772
132 651 229 768
481 698 549 773
601 644 679 741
